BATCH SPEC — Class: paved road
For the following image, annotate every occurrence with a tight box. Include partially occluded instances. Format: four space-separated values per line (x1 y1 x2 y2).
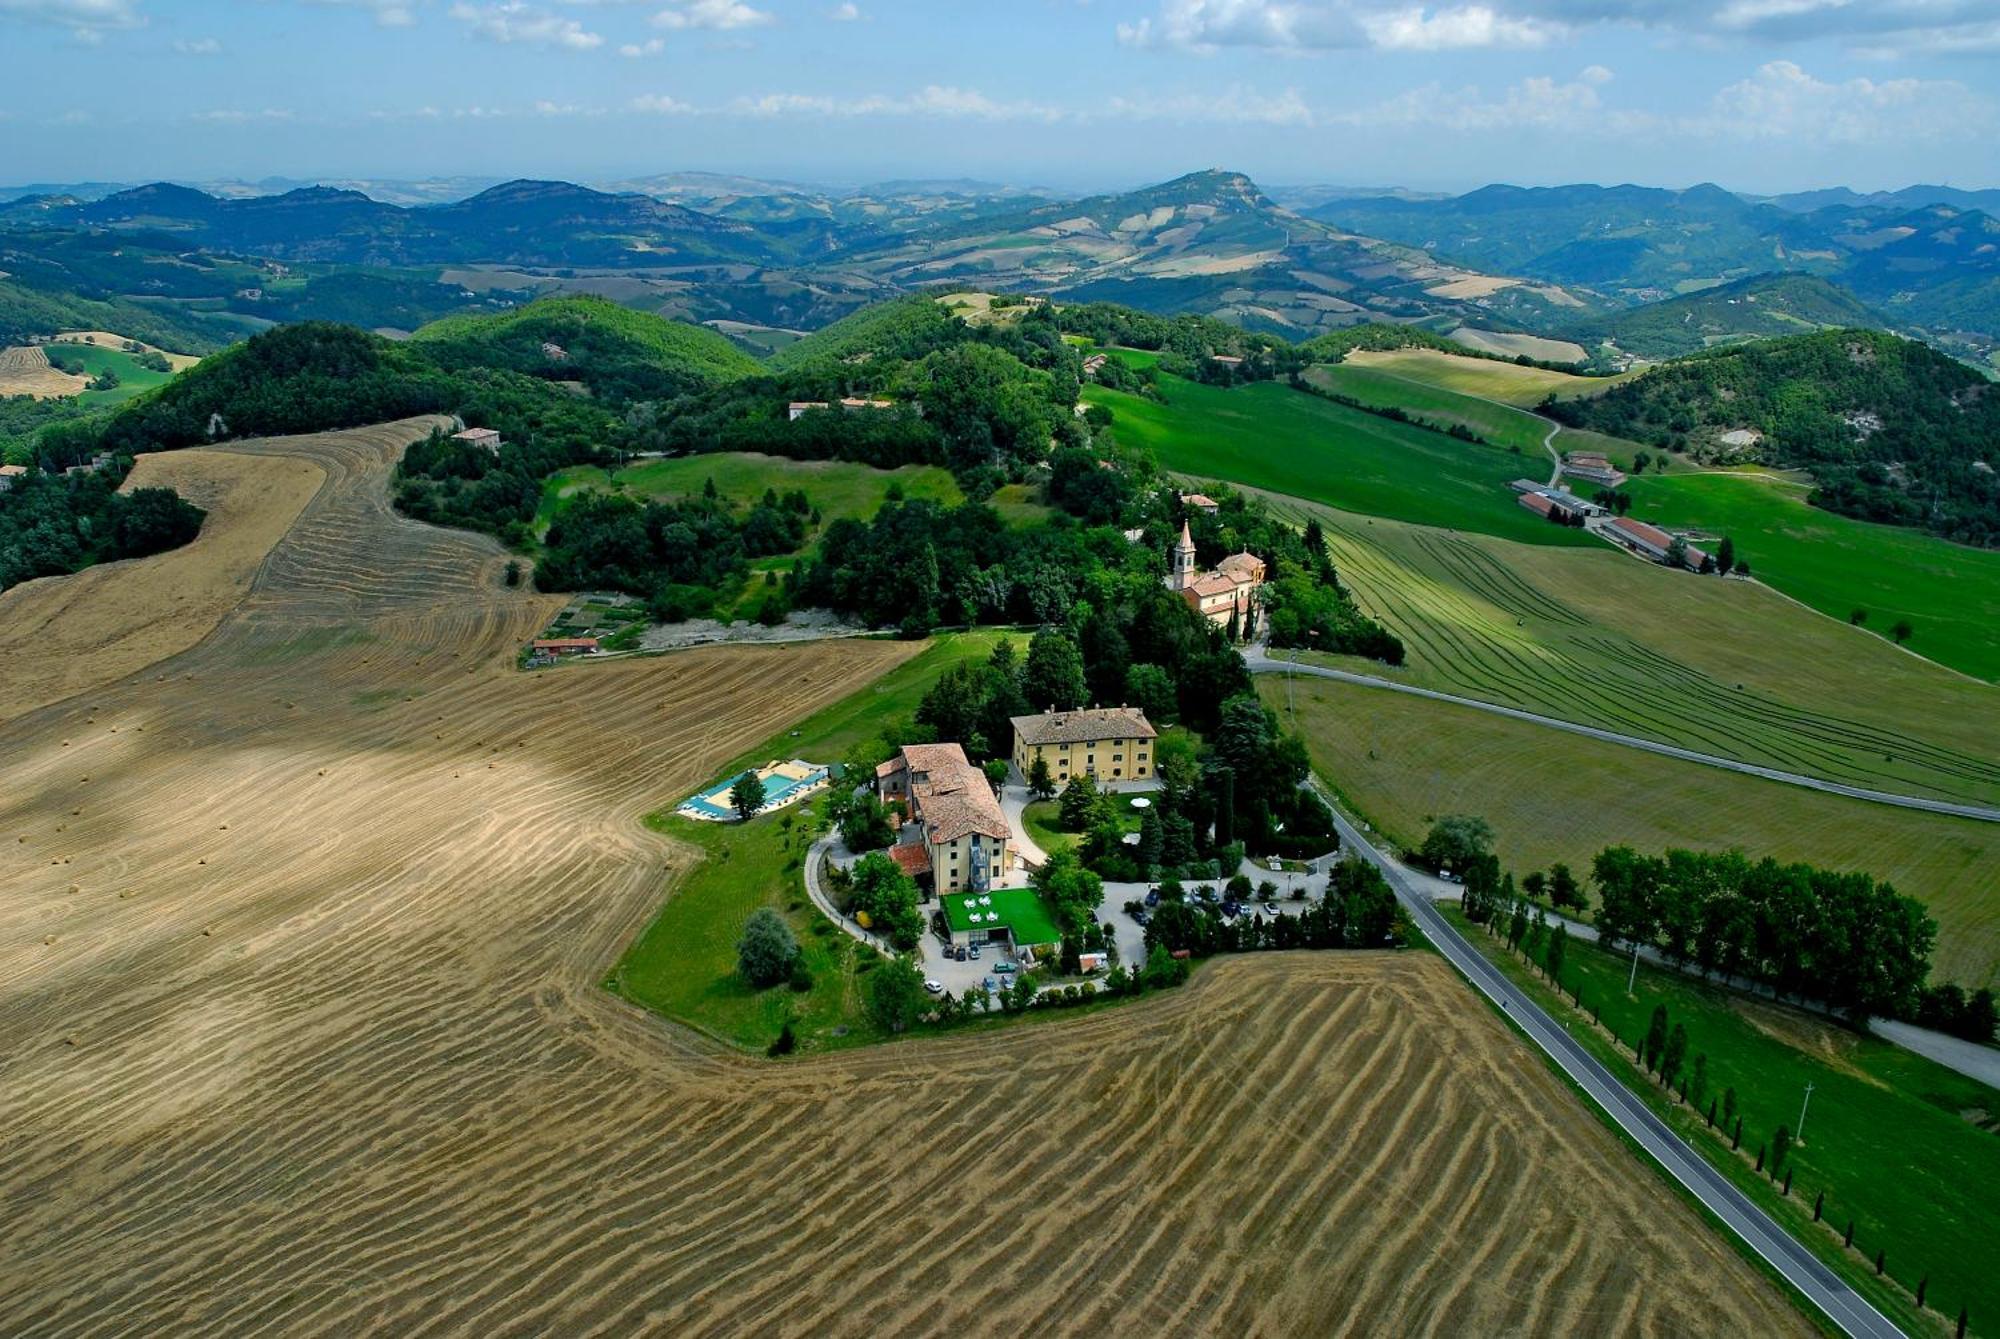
1311 779 1906 1339
1250 648 2000 826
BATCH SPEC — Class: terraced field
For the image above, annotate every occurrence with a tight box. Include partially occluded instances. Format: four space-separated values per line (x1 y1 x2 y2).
1278 677 2000 989
0 422 1811 1335
1252 490 2000 809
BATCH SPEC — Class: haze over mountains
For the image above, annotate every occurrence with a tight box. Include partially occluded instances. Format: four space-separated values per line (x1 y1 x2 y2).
3 167 1997 365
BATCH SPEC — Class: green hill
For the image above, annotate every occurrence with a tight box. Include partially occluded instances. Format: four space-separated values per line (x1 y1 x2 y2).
765 293 967 372
0 278 238 354
1567 274 1886 359
1551 328 2000 546
411 295 760 400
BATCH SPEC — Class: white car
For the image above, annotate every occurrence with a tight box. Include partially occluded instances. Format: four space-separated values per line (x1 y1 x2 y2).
923 978 944 995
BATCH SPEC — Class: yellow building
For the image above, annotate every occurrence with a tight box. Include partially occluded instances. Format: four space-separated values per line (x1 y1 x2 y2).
1010 706 1158 785
876 743 1011 894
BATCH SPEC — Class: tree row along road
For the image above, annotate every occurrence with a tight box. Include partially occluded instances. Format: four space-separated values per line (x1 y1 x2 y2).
1312 779 1908 1339
1248 649 2000 825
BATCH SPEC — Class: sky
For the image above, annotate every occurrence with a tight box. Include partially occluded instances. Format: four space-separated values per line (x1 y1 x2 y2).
1 0 1998 195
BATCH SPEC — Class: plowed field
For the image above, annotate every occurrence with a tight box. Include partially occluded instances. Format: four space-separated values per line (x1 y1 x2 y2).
0 423 1808 1336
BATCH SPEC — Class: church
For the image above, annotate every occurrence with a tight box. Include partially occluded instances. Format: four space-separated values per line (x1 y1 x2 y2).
1165 521 1266 635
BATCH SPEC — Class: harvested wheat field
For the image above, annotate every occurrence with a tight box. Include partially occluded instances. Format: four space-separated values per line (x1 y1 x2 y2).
52 330 203 370
0 423 1810 1337
0 343 87 398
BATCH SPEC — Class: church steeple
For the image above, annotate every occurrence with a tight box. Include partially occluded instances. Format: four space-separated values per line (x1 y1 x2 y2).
1171 519 1196 590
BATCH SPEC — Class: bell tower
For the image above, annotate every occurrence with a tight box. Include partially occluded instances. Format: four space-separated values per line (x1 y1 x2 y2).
1170 520 1197 590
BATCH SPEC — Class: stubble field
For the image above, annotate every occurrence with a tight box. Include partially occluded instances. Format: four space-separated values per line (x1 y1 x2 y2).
0 423 1809 1335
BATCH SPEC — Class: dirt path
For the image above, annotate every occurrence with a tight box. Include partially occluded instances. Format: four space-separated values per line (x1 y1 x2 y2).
0 425 1811 1336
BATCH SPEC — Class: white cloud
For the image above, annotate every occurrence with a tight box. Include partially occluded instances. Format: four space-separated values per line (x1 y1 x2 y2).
1691 59 1994 142
1118 0 1361 51
620 35 664 53
449 1 603 47
0 0 145 38
190 107 296 123
733 85 1063 121
652 0 771 29
1338 69 1611 129
630 92 696 112
1359 5 1560 49
172 35 221 53
1107 86 1316 125
830 1 860 17
307 0 419 27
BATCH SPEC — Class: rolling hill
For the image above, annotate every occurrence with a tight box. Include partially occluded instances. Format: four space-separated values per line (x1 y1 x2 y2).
1565 274 1886 359
1551 328 2000 545
409 295 761 399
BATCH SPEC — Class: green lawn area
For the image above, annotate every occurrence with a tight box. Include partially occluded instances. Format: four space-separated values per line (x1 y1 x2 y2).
1450 907 2000 1337
1623 470 2000 683
50 343 179 406
1306 362 1554 455
1022 794 1149 857
1340 347 1636 406
538 451 961 537
986 481 1055 528
1084 374 1595 548
940 885 1062 948
608 631 1009 1052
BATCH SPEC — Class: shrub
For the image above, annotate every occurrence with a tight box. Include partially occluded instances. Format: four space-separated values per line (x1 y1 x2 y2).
737 907 800 987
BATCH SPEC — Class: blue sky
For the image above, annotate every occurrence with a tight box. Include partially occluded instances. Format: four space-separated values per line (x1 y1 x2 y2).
1 0 1997 193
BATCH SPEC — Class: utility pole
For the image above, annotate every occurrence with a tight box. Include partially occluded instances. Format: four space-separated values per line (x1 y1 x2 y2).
1626 938 1640 997
1798 1081 1815 1145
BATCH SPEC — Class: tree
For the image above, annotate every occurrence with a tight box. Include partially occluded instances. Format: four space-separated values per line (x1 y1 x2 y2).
1548 863 1584 911
1136 807 1164 871
1057 774 1105 832
983 758 1010 792
866 954 927 1033
729 770 767 821
737 907 799 987
1544 923 1568 984
1661 1022 1688 1090
1643 1004 1669 1073
1033 849 1106 936
1715 535 1735 576
1027 754 1056 801
1891 618 1914 644
1850 608 1868 626
1124 662 1178 725
1021 627 1087 711
1418 814 1494 874
849 852 925 950
1522 870 1547 900
1770 1124 1792 1178
1666 535 1689 569
839 793 895 852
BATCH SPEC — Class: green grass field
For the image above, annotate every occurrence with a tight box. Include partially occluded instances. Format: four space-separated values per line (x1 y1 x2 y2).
1084 374 1595 548
1278 676 2000 988
1623 471 2000 683
1452 907 2000 1336
1340 347 1635 406
610 632 1008 1051
1306 362 1555 456
539 451 962 536
48 344 178 405
1250 489 2000 811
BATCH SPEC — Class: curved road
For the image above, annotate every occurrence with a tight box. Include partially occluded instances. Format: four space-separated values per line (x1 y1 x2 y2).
1250 649 2000 825
1314 779 1906 1339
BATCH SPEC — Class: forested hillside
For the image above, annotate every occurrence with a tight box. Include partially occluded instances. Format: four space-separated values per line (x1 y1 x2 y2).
1551 328 2000 545
0 278 237 354
411 295 761 400
1564 274 1885 359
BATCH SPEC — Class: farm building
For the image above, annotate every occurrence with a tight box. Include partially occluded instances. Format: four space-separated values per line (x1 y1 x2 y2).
1180 492 1220 514
787 401 829 420
453 427 502 452
877 742 1010 895
1010 705 1157 785
1166 521 1265 633
1604 517 1712 571
1081 353 1108 376
530 637 599 657
1561 451 1625 487
0 464 26 492
838 396 895 412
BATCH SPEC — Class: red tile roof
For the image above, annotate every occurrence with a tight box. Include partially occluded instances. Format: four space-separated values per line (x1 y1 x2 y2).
888 843 932 877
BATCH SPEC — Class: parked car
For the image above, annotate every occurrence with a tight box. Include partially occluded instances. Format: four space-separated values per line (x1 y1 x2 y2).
981 976 996 992
923 979 944 995
1144 889 1161 907
993 961 1018 975
954 946 968 962
1263 901 1279 915
969 943 982 959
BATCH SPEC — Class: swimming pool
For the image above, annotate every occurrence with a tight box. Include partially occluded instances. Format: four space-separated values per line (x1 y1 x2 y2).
677 759 830 821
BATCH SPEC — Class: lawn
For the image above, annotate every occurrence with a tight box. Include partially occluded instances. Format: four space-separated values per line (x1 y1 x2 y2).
940 885 1062 948
538 451 961 538
1021 793 1148 856
1306 362 1555 456
1083 374 1596 548
1249 489 2000 813
1278 675 2000 989
609 631 1009 1051
47 343 179 406
1622 470 2000 683
1451 906 2000 1337
1340 347 1636 406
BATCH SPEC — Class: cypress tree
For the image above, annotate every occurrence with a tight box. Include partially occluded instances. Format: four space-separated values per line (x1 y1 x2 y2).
1782 1168 1792 1196
1917 1278 1927 1310
1813 1190 1824 1222
1875 1249 1885 1276
1845 1220 1855 1248
1755 1146 1765 1173
1706 1097 1716 1128
1732 1117 1742 1151
1958 1306 1968 1338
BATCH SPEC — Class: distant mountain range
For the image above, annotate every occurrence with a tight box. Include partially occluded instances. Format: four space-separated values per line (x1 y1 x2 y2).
3 169 1996 360
1563 273 1886 359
